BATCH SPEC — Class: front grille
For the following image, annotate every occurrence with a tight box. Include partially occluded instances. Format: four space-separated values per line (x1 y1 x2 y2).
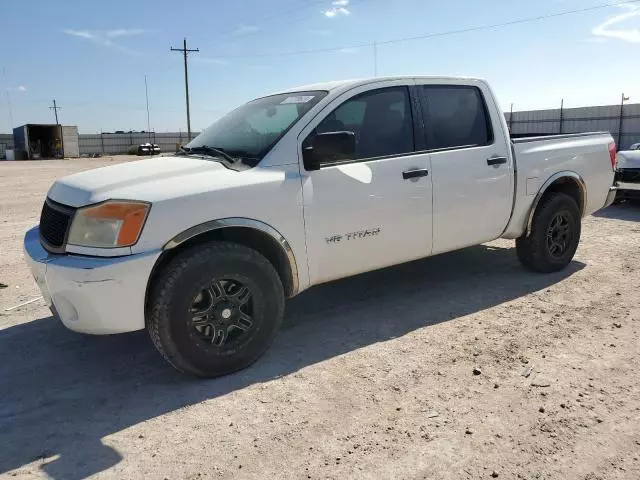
40 199 76 252
617 168 640 184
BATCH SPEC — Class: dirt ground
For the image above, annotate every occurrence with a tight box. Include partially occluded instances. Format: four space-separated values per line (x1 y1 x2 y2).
1 158 639 480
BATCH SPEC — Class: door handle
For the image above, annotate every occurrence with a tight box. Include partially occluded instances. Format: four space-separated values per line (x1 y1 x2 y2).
487 156 508 166
402 168 429 180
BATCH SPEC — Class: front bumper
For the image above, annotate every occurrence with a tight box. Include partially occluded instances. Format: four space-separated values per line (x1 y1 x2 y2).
23 226 161 334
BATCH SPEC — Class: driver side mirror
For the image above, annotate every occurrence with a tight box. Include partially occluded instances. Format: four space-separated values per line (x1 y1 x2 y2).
303 131 356 171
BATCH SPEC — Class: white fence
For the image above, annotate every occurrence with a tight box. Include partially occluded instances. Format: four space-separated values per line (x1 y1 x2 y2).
79 132 200 155
0 132 200 158
0 134 12 158
2 102 640 158
505 103 640 149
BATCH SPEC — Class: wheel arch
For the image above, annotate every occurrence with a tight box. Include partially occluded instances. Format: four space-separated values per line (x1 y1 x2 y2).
146 219 299 309
526 171 586 236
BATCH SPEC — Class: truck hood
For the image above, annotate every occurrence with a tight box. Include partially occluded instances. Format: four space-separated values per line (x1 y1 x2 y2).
47 156 241 207
617 150 640 169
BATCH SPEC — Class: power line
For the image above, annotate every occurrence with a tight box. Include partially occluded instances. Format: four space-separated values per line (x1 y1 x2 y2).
208 0 640 59
375 0 640 47
171 38 199 141
211 0 371 45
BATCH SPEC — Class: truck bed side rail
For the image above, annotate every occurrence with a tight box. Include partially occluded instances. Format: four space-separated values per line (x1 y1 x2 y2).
511 131 611 144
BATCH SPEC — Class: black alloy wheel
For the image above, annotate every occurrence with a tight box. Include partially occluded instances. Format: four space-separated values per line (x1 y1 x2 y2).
546 211 573 259
190 279 255 347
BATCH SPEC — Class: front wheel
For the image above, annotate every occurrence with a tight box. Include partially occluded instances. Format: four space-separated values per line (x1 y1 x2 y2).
147 242 285 377
516 192 581 273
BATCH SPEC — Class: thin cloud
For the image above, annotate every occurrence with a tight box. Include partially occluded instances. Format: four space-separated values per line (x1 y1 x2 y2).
592 4 640 43
323 0 350 18
233 24 259 35
106 28 147 37
63 28 146 54
64 29 95 39
338 47 359 54
583 37 607 44
17 85 27 92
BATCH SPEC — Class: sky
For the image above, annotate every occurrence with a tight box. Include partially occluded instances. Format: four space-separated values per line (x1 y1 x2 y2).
2 0 640 133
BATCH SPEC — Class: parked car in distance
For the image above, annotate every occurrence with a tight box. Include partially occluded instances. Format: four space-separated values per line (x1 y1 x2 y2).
615 149 640 201
137 143 161 155
628 143 640 150
24 76 618 377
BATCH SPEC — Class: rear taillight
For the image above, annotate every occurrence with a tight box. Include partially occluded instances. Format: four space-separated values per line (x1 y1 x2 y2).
609 142 617 171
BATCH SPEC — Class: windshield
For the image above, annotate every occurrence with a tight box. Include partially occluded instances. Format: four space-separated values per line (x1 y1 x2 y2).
186 90 328 166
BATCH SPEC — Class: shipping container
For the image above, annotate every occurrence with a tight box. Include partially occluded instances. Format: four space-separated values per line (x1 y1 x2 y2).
12 124 80 159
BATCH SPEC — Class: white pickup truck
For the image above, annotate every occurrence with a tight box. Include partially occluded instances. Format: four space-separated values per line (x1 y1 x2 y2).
615 149 640 201
24 76 618 377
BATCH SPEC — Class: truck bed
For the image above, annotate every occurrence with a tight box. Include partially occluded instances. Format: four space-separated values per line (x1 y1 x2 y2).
501 131 615 239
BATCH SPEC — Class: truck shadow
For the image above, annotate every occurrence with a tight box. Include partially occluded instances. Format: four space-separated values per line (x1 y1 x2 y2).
593 201 640 222
0 244 584 479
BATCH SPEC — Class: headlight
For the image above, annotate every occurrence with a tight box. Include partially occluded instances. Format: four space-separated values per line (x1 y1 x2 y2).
67 200 150 248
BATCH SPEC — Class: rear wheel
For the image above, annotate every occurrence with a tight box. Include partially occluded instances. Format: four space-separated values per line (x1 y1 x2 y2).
147 242 285 377
516 192 581 273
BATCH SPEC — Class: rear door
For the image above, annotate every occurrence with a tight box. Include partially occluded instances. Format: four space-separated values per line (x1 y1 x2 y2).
62 126 80 158
415 80 513 254
299 81 433 285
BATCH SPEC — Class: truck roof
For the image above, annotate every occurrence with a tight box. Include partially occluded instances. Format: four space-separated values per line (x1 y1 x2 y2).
273 76 485 95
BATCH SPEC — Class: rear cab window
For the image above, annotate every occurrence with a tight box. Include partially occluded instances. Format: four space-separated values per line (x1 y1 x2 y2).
420 86 494 150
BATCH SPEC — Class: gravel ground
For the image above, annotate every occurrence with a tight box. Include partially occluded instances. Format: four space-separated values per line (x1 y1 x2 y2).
1 158 639 480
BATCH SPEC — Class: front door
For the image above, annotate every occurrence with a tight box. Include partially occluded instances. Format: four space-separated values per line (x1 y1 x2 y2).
416 82 513 254
299 82 433 285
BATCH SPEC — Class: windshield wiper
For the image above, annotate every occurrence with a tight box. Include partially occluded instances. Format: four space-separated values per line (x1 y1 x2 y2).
179 145 237 163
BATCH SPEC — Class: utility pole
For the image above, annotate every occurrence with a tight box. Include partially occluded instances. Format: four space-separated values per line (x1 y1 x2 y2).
49 99 63 158
559 99 564 134
618 93 629 148
49 99 61 125
509 103 514 133
373 41 378 77
2 68 14 128
5 90 13 128
171 38 199 141
144 75 151 142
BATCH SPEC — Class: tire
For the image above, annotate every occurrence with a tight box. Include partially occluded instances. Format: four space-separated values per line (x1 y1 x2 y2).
516 192 581 273
147 242 285 377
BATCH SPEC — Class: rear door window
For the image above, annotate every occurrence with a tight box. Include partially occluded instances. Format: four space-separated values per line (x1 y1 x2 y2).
421 86 493 150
